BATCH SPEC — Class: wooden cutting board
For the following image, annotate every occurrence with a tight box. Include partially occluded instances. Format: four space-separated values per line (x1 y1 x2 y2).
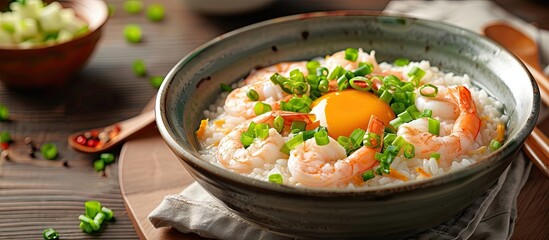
118 128 205 240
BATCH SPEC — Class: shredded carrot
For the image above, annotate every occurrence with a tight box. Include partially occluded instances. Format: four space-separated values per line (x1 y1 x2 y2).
496 123 506 142
416 167 432 178
213 119 226 128
388 168 408 182
195 118 209 138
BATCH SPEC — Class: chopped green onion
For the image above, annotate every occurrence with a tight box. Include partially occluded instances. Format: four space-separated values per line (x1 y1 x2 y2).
316 67 329 76
94 159 105 172
352 62 373 76
428 118 440 136
349 77 372 91
40 143 58 160
349 129 366 147
280 95 313 113
85 201 102 218
254 123 270 140
43 228 59 240
146 4 165 22
101 207 114 221
274 116 284 133
94 212 106 226
280 133 304 154
254 102 272 116
302 129 317 141
79 214 93 223
290 121 307 133
246 121 257 135
270 73 285 85
362 170 375 181
391 102 406 115
389 117 404 130
403 143 415 158
363 132 381 148
123 0 143 14
132 59 147 76
383 133 397 147
328 65 344 80
240 132 254 148
406 105 421 119
123 24 142 43
150 76 164 89
101 153 115 164
0 104 9 121
337 74 349 91
268 173 283 184
394 58 410 66
398 111 413 123
318 79 329 92
489 139 502 151
430 152 441 160
220 83 233 92
290 69 305 82
344 48 359 61
0 131 11 143
314 129 329 146
391 135 407 150
419 84 438 97
79 221 93 233
337 136 354 154
306 61 321 74
292 81 308 94
420 109 433 118
379 90 393 103
408 66 426 79
246 89 259 101
400 82 415 92
89 218 100 231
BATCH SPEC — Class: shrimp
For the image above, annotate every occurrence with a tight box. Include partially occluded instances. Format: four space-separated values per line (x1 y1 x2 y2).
287 115 385 187
397 86 481 166
324 49 381 75
415 85 459 120
244 61 308 85
217 111 312 174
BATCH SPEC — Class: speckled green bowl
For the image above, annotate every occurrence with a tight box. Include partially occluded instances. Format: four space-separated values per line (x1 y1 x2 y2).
156 12 539 239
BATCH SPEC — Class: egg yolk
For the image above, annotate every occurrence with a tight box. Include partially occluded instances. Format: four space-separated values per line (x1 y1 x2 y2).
310 90 396 138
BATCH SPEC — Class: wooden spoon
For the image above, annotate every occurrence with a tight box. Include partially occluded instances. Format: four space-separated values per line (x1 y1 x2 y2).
484 22 549 178
68 109 155 154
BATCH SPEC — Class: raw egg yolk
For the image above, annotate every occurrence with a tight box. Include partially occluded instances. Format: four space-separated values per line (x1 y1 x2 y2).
310 90 395 138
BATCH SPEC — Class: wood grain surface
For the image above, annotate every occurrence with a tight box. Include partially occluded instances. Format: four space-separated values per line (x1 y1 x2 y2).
1 0 548 239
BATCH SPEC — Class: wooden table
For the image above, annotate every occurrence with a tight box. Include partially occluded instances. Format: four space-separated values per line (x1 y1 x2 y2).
0 0 547 239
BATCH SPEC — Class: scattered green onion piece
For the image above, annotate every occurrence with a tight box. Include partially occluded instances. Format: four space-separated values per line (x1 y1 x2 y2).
406 105 421 119
94 159 105 172
290 121 307 133
240 132 254 148
391 135 407 150
274 116 284 133
362 170 375 181
85 201 102 218
419 84 438 97
88 218 100 231
383 133 397 147
337 136 354 154
391 102 406 115
349 77 372 91
400 82 415 92
306 61 321 74
337 74 349 91
301 129 317 141
408 66 426 79
0 131 11 143
101 207 114 221
328 65 344 80
352 62 373 76
123 24 142 43
40 143 58 160
290 69 305 82
254 102 272 116
78 214 93 223
132 59 146 76
379 90 393 103
101 153 115 164
363 132 381 148
220 83 233 92
314 129 329 146
430 152 441 160
420 109 433 118
123 0 143 14
254 123 270 140
403 143 415 158
316 67 329 76
398 111 413 123
94 212 106 226
280 133 304 154
149 76 164 89
389 118 404 130
349 128 366 147
43 228 59 240
268 173 283 184
246 89 259 101
409 76 420 87
146 4 165 22
79 221 93 233
246 121 257 135
318 79 329 92
489 139 502 151
344 48 359 61
394 58 410 66
292 81 308 94
0 104 9 121
270 73 284 85
428 118 440 136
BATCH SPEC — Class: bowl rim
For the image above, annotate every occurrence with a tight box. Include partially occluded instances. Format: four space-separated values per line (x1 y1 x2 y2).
156 11 539 196
0 0 109 51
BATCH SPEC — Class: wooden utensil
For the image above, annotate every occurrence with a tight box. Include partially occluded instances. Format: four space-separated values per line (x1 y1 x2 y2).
484 22 549 178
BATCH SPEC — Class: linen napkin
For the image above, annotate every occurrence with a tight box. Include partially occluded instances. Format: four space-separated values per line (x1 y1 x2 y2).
150 1 541 239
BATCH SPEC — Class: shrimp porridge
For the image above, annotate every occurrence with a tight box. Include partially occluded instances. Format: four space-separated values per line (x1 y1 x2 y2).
195 48 508 188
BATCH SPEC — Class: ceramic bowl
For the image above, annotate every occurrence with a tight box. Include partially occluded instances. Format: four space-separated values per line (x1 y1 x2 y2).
156 12 539 239
0 0 108 89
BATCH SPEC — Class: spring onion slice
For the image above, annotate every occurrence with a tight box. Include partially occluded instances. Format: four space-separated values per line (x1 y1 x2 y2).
349 128 366 147
420 109 433 118
240 132 254 148
290 121 307 133
408 66 426 79
274 116 284 133
254 123 270 140
94 159 105 172
337 136 353 154
398 111 413 123
391 135 407 150
337 74 349 91
314 129 329 146
403 143 415 158
40 143 58 160
268 173 283 184
79 221 93 233
383 133 397 148
316 67 329 77
345 48 359 61
101 153 115 164
85 201 102 218
318 79 329 92
0 104 9 121
419 84 438 97
280 133 304 154
101 207 114 221
328 65 344 80
349 77 372 91
220 83 233 92
292 81 308 94
394 58 410 66
362 170 375 181
489 139 502 151
379 90 393 103
352 62 373 76
246 89 259 101
430 152 441 160
254 102 272 116
306 61 321 74
391 102 406 115
363 132 381 148
389 117 404 130
43 228 59 240
428 118 440 136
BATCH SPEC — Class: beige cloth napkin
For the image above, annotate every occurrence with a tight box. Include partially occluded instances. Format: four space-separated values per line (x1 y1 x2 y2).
150 1 542 239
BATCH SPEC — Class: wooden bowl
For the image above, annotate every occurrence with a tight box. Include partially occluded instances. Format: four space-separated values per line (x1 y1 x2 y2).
0 0 108 89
